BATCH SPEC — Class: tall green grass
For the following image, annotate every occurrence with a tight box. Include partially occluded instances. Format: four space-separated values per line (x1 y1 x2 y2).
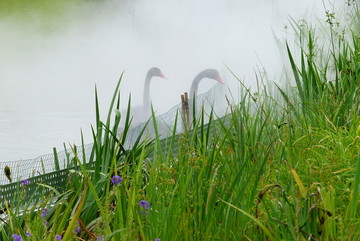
0 5 359 241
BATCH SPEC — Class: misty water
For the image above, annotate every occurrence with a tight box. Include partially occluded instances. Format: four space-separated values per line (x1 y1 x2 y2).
0 0 346 162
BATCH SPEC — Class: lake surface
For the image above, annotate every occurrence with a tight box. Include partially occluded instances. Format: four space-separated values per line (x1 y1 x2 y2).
0 0 341 162
0 111 94 161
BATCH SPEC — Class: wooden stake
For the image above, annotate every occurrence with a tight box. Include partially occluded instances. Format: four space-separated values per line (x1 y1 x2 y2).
184 92 190 129
181 92 190 130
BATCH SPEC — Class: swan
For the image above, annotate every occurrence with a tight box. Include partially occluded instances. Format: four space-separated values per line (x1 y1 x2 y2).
119 67 166 144
124 67 166 126
142 67 166 117
188 69 225 123
189 69 224 100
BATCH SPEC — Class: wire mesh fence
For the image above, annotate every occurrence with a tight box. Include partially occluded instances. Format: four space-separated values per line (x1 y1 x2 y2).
0 83 227 187
0 143 93 185
122 83 227 148
0 168 70 206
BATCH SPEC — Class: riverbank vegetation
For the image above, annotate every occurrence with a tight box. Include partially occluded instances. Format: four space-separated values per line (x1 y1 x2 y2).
1 3 359 241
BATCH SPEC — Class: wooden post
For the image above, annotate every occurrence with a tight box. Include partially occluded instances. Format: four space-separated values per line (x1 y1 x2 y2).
181 92 190 130
184 92 190 129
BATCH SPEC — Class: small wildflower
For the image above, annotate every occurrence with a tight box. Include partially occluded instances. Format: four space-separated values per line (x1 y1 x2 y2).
20 179 29 186
55 234 62 240
139 200 150 210
111 175 123 185
155 239 161 241
41 208 49 218
25 232 31 237
11 234 22 241
74 226 81 234
42 220 49 227
96 235 104 241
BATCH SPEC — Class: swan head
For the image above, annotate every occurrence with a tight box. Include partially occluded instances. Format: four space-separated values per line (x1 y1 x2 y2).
200 69 224 84
148 67 166 79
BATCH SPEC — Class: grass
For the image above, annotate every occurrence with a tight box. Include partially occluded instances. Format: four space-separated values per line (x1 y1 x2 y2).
0 3 359 241
0 0 101 34
0 0 87 18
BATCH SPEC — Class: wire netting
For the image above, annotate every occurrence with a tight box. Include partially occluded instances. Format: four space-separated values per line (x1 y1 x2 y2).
0 83 227 186
122 83 227 148
0 144 93 185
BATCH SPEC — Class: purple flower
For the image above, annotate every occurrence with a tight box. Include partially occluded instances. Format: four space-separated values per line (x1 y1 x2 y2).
25 232 31 237
139 200 150 211
55 234 62 240
41 208 49 218
11 234 22 241
20 179 29 186
155 239 161 241
111 175 123 185
74 226 81 234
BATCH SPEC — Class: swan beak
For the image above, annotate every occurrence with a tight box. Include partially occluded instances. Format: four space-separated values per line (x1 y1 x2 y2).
160 72 167 79
217 75 225 84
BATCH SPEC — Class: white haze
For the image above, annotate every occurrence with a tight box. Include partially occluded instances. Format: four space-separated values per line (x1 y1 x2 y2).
0 0 349 161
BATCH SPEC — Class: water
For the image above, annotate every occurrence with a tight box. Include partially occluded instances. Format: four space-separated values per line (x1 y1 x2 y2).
0 111 93 161
0 0 346 163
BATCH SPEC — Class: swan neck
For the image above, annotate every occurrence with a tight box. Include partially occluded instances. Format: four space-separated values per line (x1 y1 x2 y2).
190 74 202 99
143 73 152 111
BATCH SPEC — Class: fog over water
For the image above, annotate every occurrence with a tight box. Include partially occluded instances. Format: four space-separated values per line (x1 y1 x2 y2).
0 0 350 161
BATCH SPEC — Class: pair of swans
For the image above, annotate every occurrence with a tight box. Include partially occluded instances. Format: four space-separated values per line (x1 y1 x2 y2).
120 67 225 147
121 67 225 140
133 67 224 122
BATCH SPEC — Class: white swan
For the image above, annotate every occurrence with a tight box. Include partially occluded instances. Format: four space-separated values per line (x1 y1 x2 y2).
120 67 166 131
188 69 225 123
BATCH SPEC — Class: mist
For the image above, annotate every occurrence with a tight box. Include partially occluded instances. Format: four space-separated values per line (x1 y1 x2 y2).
0 0 350 161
